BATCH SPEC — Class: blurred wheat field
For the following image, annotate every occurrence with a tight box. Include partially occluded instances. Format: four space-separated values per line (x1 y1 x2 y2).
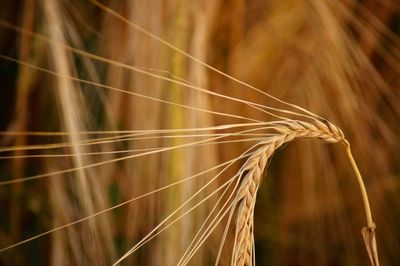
0 0 399 265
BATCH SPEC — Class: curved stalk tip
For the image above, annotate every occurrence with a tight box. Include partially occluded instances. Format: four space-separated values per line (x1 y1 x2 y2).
343 140 379 266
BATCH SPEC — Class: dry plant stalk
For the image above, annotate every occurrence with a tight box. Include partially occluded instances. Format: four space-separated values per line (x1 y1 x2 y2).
232 119 379 266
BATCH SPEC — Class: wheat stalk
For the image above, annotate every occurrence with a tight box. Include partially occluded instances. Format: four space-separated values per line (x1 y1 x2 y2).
232 119 379 266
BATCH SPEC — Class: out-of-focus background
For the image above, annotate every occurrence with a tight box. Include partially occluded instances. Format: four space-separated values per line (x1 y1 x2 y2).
0 0 399 265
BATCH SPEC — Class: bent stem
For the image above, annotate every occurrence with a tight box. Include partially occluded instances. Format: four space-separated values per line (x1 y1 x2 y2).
343 140 379 266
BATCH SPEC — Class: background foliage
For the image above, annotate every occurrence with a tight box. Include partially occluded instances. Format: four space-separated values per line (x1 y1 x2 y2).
0 0 399 265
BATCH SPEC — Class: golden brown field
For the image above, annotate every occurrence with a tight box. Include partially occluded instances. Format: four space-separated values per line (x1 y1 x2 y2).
0 0 399 265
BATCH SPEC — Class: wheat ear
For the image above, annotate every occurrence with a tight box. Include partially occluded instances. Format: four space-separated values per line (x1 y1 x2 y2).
232 119 378 266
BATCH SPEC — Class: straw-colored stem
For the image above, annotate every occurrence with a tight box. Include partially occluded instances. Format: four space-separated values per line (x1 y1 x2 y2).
343 141 379 266
343 140 374 227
